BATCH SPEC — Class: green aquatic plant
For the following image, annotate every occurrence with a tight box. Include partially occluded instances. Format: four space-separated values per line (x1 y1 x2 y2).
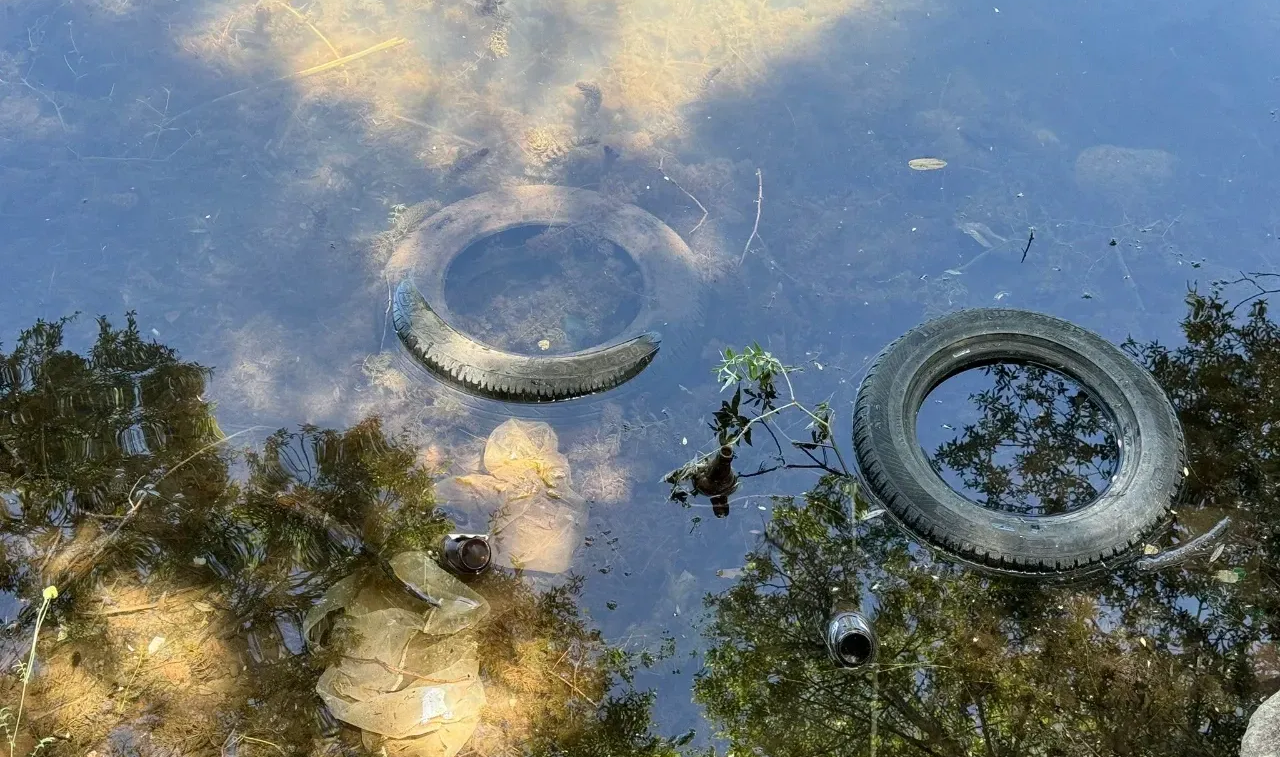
1 586 58 757
667 342 850 511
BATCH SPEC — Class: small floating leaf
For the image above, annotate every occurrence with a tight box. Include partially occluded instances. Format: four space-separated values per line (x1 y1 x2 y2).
909 157 948 171
1209 543 1225 563
1214 568 1242 584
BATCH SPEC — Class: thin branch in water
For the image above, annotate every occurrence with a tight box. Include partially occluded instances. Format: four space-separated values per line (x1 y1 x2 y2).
81 426 263 570
389 113 478 147
274 2 343 60
1224 270 1280 316
740 168 763 264
1020 228 1035 263
658 156 709 235
381 273 393 351
20 77 67 132
166 38 408 124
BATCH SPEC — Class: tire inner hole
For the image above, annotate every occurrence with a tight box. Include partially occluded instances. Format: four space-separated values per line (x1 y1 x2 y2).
443 224 644 355
915 362 1119 515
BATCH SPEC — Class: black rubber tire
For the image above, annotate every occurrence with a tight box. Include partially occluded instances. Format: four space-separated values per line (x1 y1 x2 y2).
383 185 701 402
852 308 1186 578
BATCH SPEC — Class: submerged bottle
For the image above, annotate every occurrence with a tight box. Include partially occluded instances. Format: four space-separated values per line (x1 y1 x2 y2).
693 445 739 518
442 533 492 575
824 603 878 669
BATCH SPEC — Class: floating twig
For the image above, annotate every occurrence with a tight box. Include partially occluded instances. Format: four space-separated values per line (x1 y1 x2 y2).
20 76 67 132
274 2 343 60
658 156 708 235
77 426 262 573
1020 228 1035 263
740 168 763 265
1135 516 1232 572
389 113 478 147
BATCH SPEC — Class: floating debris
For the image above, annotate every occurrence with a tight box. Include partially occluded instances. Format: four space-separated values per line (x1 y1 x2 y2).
1214 568 1245 584
957 221 1004 248
443 533 492 575
908 157 948 171
434 420 586 574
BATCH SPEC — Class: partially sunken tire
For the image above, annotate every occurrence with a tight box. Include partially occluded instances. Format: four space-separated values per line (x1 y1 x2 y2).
852 308 1187 579
389 185 700 403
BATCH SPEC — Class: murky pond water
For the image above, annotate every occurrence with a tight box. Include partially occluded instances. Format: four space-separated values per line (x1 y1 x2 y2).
1 0 1278 754
444 224 645 354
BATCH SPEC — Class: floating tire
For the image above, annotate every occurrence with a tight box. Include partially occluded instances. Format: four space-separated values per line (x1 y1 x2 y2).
852 308 1186 578
387 185 701 402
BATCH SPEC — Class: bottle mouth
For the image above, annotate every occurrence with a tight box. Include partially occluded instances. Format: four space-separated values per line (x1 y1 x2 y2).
825 611 878 669
835 629 875 666
444 534 492 574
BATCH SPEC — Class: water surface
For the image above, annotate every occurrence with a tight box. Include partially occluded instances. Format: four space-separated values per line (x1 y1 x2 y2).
0 0 1277 754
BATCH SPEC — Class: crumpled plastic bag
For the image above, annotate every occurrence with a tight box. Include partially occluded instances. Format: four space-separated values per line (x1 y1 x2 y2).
304 552 490 756
435 419 586 574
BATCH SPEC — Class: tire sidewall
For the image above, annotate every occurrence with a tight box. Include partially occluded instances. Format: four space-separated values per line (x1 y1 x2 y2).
852 308 1186 575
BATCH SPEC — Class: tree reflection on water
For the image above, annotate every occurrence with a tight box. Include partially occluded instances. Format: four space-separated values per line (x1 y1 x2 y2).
0 280 1277 756
0 312 684 756
694 283 1279 756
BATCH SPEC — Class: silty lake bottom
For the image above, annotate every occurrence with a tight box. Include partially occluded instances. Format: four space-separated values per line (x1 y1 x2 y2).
0 0 1278 753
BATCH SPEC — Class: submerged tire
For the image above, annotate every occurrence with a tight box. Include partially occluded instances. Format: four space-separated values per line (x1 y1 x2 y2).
852 308 1186 578
386 185 701 403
